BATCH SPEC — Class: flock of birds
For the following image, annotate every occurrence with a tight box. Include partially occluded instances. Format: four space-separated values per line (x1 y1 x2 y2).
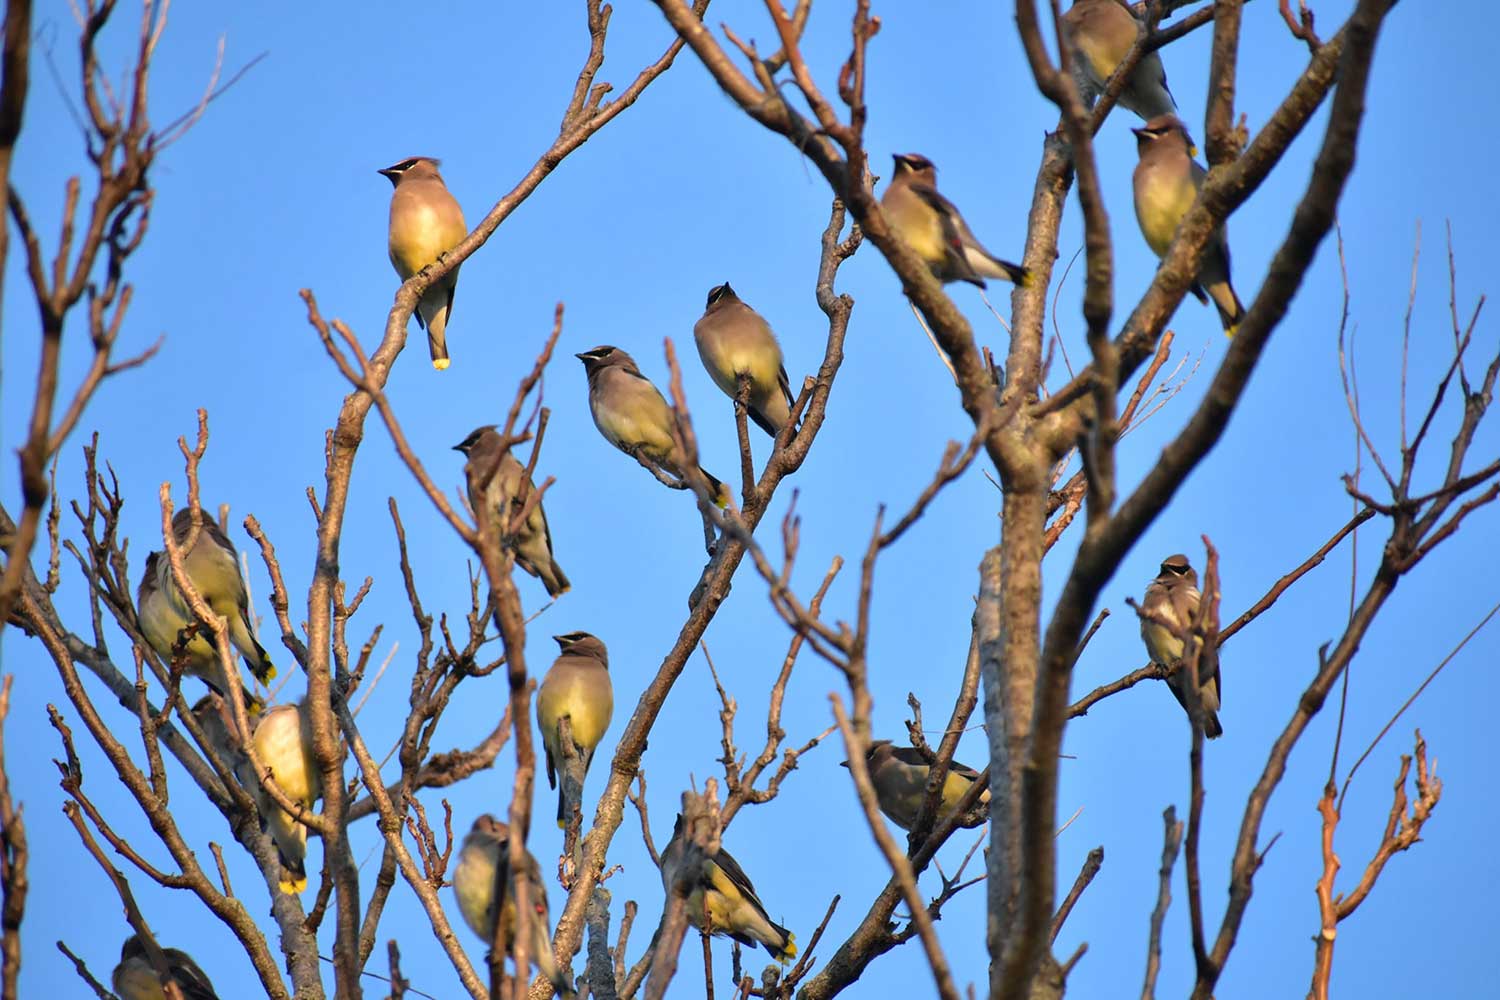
109 2 1231 995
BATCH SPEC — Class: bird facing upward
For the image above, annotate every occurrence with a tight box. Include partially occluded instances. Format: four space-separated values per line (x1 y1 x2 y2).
693 282 796 439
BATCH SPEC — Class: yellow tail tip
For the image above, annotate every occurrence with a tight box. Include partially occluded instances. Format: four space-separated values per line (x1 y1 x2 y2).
1019 270 1036 290
432 358 451 371
1224 324 1238 338
279 875 308 894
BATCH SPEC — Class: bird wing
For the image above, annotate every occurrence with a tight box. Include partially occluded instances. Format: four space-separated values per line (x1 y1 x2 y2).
908 182 971 256
707 846 774 923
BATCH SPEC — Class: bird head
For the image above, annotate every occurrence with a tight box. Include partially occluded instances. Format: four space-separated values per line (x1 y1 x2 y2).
704 281 737 311
453 424 499 455
378 157 443 187
1131 116 1195 157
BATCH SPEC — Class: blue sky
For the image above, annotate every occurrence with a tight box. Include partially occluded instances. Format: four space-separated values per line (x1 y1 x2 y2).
3 1 1496 997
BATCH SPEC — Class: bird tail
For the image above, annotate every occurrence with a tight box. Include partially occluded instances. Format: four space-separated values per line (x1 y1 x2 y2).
1204 710 1224 739
699 467 730 509
422 288 454 370
1207 280 1245 337
967 247 1032 288
539 559 571 599
235 614 276 685
766 925 797 964
272 821 309 894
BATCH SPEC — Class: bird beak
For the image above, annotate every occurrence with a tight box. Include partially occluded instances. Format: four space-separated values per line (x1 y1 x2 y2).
452 442 466 452
377 167 398 179
574 352 589 360
1130 127 1147 138
839 760 849 769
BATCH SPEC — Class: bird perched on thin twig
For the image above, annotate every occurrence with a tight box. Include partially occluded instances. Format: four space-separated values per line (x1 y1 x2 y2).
452 815 572 994
881 153 1031 289
576 345 729 507
141 509 275 701
455 425 570 598
842 739 989 831
380 156 467 370
537 631 613 828
112 934 220 1000
1061 0 1179 122
693 282 796 439
659 813 798 963
252 699 322 892
1139 553 1224 738
1132 116 1245 335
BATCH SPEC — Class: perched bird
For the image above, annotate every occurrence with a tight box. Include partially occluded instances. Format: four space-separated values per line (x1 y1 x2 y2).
112 935 220 1000
154 510 275 687
880 153 1030 289
537 632 613 828
190 694 259 792
452 815 570 994
692 283 796 439
841 740 990 831
251 700 322 892
454 425 570 598
139 552 262 710
576 345 728 507
1139 553 1223 738
380 156 467 370
659 813 797 963
1061 0 1178 122
1132 115 1245 335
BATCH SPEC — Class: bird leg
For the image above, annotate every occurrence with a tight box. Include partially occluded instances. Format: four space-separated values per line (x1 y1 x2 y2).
625 446 691 492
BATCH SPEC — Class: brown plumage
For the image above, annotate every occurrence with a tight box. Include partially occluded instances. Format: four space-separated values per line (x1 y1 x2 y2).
455 425 570 597
536 631 613 828
1131 116 1245 335
576 345 729 507
880 153 1031 288
1139 553 1224 738
380 156 467 369
693 282 795 438
112 935 220 1000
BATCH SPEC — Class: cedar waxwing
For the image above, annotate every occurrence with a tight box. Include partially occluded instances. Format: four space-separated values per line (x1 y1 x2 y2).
380 156 467 371
190 694 259 793
452 815 570 994
139 553 263 711
251 700 322 892
454 426 570 598
1061 0 1178 122
112 935 220 1000
692 283 796 438
157 509 275 686
840 740 990 831
1132 116 1245 335
659 814 797 963
575 345 729 507
1139 553 1224 738
880 153 1031 289
536 631 613 828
